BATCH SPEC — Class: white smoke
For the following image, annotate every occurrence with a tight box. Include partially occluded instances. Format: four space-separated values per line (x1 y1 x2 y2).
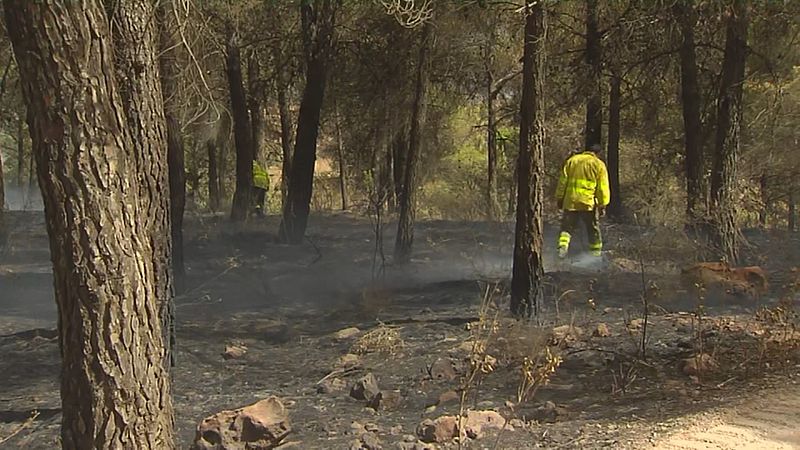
3 184 43 211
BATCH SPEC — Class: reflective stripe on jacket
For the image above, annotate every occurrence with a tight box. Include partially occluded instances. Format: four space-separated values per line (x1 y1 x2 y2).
253 161 269 190
555 152 610 211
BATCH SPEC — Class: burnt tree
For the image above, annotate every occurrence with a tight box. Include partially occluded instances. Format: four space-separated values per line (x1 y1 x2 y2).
394 22 432 263
584 0 602 149
226 31 254 222
674 0 705 226
159 3 187 292
709 0 748 263
606 74 622 218
5 0 175 447
277 77 294 208
279 0 338 243
511 3 546 318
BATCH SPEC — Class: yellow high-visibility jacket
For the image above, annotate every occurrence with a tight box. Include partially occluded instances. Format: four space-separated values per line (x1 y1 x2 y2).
555 151 610 211
253 161 269 190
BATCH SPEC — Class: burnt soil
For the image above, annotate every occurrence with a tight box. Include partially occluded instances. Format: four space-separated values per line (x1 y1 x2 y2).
0 210 798 449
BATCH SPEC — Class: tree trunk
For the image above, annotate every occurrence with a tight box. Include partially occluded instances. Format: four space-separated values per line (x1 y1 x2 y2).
0 149 5 210
207 140 221 211
606 75 622 218
335 104 348 210
5 0 175 447
159 3 186 293
584 0 602 149
226 33 254 222
16 115 24 188
0 149 4 245
394 23 432 264
758 174 768 228
709 0 748 263
110 0 175 366
789 191 797 232
279 0 337 244
277 81 293 209
485 20 498 220
674 0 705 226
391 127 407 212
510 2 546 319
249 53 267 162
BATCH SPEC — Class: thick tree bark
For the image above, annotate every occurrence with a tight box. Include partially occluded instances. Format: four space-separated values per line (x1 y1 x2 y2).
709 0 748 263
584 0 602 149
226 33 254 222
5 0 175 447
159 3 186 293
0 150 4 245
279 0 337 243
16 115 24 188
110 0 175 366
335 104 348 210
391 127 407 211
758 174 768 228
394 23 432 263
606 75 622 218
277 81 293 209
511 3 547 319
0 150 4 210
249 53 267 162
207 140 221 211
674 0 705 226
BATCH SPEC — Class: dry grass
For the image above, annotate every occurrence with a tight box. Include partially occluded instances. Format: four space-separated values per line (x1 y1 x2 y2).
350 323 404 355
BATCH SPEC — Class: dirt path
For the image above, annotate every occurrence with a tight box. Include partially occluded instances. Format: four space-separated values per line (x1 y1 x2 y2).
654 379 800 449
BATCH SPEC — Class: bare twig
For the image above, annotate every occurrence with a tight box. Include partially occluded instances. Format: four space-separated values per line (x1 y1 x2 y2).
0 410 40 445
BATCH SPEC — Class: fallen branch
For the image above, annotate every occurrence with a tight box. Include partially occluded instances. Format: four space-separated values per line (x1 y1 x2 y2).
0 410 40 445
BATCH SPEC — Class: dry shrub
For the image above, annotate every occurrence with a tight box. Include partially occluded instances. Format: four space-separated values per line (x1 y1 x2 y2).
350 324 404 355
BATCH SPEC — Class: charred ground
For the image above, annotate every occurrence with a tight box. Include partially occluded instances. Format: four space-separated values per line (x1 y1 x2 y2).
0 211 798 449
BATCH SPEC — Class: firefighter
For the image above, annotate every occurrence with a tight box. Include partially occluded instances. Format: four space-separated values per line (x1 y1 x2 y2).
555 143 610 258
252 159 269 217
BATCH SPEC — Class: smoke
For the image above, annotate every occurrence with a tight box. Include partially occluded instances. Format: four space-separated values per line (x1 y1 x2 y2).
2 184 43 211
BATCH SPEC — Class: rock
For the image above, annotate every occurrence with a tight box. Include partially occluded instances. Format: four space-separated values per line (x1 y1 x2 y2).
334 327 362 341
529 401 566 424
350 421 365 434
593 323 611 337
463 410 507 439
681 262 768 297
351 373 381 402
561 350 606 370
509 418 525 429
416 410 507 443
552 325 584 343
222 343 247 360
317 377 347 394
429 359 457 381
369 390 404 410
365 423 380 433
403 434 418 443
349 432 383 450
192 397 290 450
628 319 644 331
682 353 717 376
397 443 438 450
417 416 458 443
335 353 361 370
436 390 460 406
